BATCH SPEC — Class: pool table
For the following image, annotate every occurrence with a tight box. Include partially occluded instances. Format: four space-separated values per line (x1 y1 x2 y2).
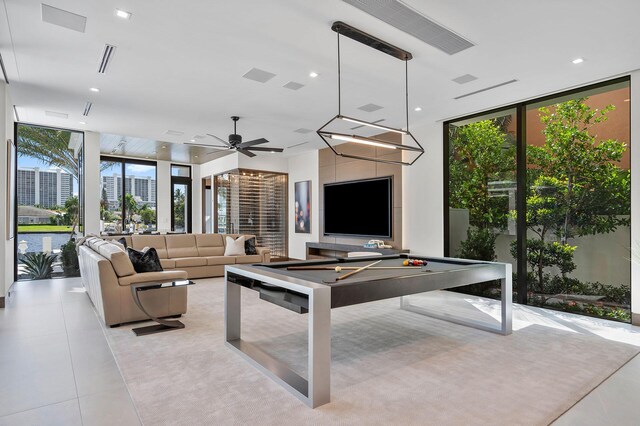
225 254 512 408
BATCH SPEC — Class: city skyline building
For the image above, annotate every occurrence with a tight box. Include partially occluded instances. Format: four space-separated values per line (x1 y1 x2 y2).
17 167 74 208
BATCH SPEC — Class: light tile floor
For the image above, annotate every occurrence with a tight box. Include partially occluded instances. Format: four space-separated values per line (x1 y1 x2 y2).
0 277 639 425
0 278 140 426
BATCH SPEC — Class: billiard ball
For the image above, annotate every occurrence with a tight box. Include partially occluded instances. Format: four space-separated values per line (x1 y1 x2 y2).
335 266 342 273
403 260 409 266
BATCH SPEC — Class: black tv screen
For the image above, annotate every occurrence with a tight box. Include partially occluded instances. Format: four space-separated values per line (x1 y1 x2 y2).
323 177 392 238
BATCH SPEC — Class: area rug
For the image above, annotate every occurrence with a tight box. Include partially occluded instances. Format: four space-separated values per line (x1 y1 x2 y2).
103 278 639 425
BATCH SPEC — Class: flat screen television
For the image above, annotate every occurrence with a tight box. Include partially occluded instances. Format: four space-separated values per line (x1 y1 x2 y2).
323 176 392 238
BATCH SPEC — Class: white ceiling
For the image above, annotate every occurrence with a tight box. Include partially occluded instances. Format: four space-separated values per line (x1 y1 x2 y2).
2 0 640 160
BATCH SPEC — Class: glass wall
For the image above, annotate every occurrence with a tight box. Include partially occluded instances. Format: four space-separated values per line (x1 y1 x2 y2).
447 109 518 299
100 157 157 234
215 169 288 259
15 124 84 280
445 78 631 322
523 82 631 321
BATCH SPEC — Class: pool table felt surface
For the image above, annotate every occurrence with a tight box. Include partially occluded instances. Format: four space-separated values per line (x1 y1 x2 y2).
255 256 486 286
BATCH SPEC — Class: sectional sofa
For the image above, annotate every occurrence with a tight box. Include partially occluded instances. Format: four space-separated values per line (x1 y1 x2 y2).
78 233 270 326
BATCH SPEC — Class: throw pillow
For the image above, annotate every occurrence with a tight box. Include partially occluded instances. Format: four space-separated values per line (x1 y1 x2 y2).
244 237 257 255
117 237 128 248
224 236 246 256
126 247 164 273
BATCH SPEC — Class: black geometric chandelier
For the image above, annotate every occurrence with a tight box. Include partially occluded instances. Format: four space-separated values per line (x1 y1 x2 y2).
316 21 424 166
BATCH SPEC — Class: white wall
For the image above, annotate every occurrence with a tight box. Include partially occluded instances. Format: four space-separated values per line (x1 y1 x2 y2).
287 151 319 260
0 81 14 300
402 121 444 256
84 131 101 235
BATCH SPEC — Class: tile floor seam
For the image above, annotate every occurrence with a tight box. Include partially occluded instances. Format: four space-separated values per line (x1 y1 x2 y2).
0 397 80 421
549 352 640 424
59 296 82 404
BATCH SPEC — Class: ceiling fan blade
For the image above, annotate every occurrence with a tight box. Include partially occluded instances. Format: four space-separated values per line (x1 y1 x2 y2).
237 148 256 158
207 133 231 146
244 146 284 153
238 138 268 149
185 142 229 148
205 149 234 157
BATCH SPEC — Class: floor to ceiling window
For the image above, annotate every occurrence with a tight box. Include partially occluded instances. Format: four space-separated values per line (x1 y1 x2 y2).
445 77 631 322
15 123 84 280
171 164 192 233
100 156 157 234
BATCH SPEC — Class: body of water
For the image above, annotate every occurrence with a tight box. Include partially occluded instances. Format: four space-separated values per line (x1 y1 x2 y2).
17 232 73 253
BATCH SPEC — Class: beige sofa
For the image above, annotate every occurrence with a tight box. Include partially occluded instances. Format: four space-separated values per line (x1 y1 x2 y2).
79 233 270 326
106 233 270 279
79 237 188 327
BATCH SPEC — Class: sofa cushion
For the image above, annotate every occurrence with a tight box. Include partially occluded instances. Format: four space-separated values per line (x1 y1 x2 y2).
98 243 136 277
234 254 263 264
204 256 236 266
195 234 225 256
174 257 207 268
131 235 168 258
118 269 188 286
166 234 199 258
127 247 164 273
224 236 246 256
160 259 176 269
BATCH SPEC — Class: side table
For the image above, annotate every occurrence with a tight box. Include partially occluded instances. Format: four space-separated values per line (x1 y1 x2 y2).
130 280 195 336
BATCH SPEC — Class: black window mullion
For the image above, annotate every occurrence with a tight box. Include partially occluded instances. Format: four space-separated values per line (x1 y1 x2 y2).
516 103 528 304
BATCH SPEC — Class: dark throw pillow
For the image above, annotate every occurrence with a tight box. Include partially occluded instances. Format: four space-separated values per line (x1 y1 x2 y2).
117 237 128 248
245 237 257 255
127 247 163 273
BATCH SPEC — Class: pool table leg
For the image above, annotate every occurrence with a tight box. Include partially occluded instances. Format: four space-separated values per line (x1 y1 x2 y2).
400 263 513 336
224 274 332 408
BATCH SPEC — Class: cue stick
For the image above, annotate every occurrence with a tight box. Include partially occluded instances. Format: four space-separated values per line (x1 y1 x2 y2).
335 260 382 281
287 266 423 270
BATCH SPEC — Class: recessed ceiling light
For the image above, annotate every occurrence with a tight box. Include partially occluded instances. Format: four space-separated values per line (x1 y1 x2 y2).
414 107 422 111
309 71 319 78
89 87 100 92
194 155 199 158
145 156 149 159
79 121 86 125
115 9 131 19
161 145 167 149
572 57 584 64
189 139 195 142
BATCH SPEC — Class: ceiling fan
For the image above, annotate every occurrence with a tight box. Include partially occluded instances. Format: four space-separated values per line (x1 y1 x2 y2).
186 116 283 158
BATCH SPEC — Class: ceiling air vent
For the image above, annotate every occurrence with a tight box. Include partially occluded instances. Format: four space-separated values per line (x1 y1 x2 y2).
454 79 518 100
165 130 184 136
342 0 474 55
358 103 383 112
45 110 68 119
286 141 309 149
98 44 117 74
41 4 87 33
294 128 313 134
452 74 478 84
283 81 305 90
82 102 92 116
242 68 276 83
0 53 9 84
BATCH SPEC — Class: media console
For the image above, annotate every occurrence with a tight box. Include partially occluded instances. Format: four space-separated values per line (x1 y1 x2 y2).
305 242 408 259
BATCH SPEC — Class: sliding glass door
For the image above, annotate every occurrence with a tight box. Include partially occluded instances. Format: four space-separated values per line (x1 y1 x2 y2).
171 165 191 233
444 77 631 322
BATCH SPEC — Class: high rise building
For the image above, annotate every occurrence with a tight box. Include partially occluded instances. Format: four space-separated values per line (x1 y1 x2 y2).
17 167 74 208
101 173 156 210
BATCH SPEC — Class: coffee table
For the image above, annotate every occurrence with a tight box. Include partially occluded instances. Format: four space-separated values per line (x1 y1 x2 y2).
130 279 195 336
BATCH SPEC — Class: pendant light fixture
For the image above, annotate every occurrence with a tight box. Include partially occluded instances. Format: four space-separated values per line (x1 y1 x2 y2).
316 21 424 166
